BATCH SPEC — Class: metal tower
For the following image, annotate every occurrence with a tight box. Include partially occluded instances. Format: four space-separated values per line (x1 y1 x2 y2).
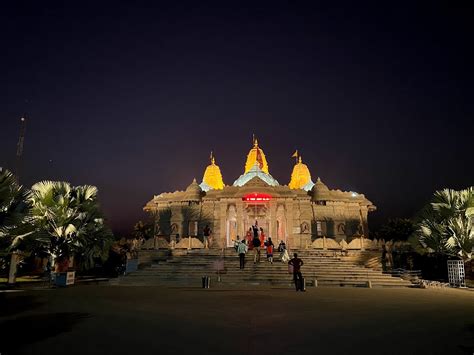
15 114 27 183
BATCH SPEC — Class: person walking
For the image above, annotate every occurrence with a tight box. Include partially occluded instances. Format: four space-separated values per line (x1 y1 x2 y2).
252 235 261 264
265 237 274 264
246 228 253 246
237 239 248 269
288 253 305 291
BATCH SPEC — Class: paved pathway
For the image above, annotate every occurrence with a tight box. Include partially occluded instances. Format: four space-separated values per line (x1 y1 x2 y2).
0 286 473 354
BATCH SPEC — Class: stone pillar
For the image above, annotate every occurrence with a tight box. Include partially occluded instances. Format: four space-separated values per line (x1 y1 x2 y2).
236 200 244 238
269 200 277 240
359 206 369 237
218 200 227 248
170 205 184 237
285 200 295 248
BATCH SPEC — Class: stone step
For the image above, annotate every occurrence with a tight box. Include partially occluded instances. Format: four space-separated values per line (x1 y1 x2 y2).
120 250 411 288
118 277 411 288
125 272 407 283
138 272 386 278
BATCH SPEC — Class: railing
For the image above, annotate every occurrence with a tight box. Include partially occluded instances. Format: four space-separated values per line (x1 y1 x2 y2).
384 268 422 280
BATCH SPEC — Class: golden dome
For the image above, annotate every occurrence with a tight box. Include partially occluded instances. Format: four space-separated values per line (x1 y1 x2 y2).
244 139 269 174
201 154 224 191
289 156 314 190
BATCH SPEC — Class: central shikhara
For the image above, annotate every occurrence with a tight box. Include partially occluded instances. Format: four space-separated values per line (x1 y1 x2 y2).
144 138 376 249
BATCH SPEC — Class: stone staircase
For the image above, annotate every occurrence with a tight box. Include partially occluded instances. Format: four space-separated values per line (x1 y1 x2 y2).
118 249 414 288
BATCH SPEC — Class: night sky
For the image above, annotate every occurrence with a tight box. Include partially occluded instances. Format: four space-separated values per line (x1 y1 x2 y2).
1 2 473 235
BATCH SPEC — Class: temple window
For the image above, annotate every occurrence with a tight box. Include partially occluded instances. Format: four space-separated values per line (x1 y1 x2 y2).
316 221 323 236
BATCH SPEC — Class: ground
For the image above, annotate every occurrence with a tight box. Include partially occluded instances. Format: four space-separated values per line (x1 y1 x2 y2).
0 286 473 355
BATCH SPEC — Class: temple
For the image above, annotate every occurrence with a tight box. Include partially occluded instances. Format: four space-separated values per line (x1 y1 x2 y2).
144 138 376 249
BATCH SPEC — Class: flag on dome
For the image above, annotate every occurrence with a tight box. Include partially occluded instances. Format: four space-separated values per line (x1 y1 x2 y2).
256 146 264 169
292 150 298 158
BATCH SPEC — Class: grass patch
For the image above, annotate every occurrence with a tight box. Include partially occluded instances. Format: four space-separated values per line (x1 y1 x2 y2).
0 276 44 284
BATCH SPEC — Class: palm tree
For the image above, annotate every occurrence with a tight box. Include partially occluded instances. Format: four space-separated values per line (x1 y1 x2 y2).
0 168 31 283
415 187 474 261
27 181 113 271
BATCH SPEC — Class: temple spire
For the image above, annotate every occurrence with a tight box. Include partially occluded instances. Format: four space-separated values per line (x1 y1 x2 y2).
244 136 269 174
200 152 224 191
289 152 314 191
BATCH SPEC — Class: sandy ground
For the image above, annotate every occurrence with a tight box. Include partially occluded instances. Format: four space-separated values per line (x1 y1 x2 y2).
0 286 473 355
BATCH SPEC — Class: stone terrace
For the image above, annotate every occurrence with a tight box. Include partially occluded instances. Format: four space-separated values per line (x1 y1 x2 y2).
118 249 413 288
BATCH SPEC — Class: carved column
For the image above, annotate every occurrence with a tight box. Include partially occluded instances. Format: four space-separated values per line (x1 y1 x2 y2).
269 200 277 240
218 200 227 248
236 200 244 238
170 205 184 237
359 205 369 237
285 199 294 248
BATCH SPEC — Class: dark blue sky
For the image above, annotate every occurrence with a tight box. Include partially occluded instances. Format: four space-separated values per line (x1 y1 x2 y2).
1 2 473 234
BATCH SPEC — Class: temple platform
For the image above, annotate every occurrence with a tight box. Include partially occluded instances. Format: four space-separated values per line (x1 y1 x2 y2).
118 249 414 288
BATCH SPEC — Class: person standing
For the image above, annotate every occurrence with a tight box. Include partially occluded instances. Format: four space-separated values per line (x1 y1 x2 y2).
259 227 265 249
265 237 274 264
252 235 261 264
288 253 305 291
237 239 248 269
246 228 253 245
252 223 259 239
203 225 211 249
233 235 241 252
281 248 290 263
278 240 286 252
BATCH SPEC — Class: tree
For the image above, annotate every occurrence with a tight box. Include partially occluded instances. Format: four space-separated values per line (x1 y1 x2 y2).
377 218 415 242
414 187 474 261
133 220 154 240
19 181 114 271
0 169 32 247
0 169 33 282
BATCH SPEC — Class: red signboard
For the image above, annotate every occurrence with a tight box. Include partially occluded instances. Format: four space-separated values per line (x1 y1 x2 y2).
242 193 271 202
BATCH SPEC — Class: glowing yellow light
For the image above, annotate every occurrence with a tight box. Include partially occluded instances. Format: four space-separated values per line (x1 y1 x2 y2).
202 155 224 190
289 156 312 189
244 139 269 174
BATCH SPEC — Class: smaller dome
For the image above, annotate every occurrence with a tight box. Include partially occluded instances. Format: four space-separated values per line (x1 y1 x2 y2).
200 154 225 191
184 178 202 201
289 156 315 191
312 177 330 201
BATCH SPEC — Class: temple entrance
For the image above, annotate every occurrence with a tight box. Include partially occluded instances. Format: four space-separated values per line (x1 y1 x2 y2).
244 203 270 244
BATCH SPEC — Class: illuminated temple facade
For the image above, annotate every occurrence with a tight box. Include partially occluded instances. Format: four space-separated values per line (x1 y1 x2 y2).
144 140 376 249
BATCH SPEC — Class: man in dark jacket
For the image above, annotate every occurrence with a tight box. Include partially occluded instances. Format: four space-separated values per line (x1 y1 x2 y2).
252 236 261 264
289 253 305 291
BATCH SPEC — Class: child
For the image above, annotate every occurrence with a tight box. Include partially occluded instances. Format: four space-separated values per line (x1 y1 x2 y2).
265 237 274 264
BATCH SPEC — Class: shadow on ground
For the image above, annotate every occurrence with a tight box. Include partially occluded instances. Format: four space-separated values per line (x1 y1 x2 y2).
0 294 44 317
0 312 90 355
